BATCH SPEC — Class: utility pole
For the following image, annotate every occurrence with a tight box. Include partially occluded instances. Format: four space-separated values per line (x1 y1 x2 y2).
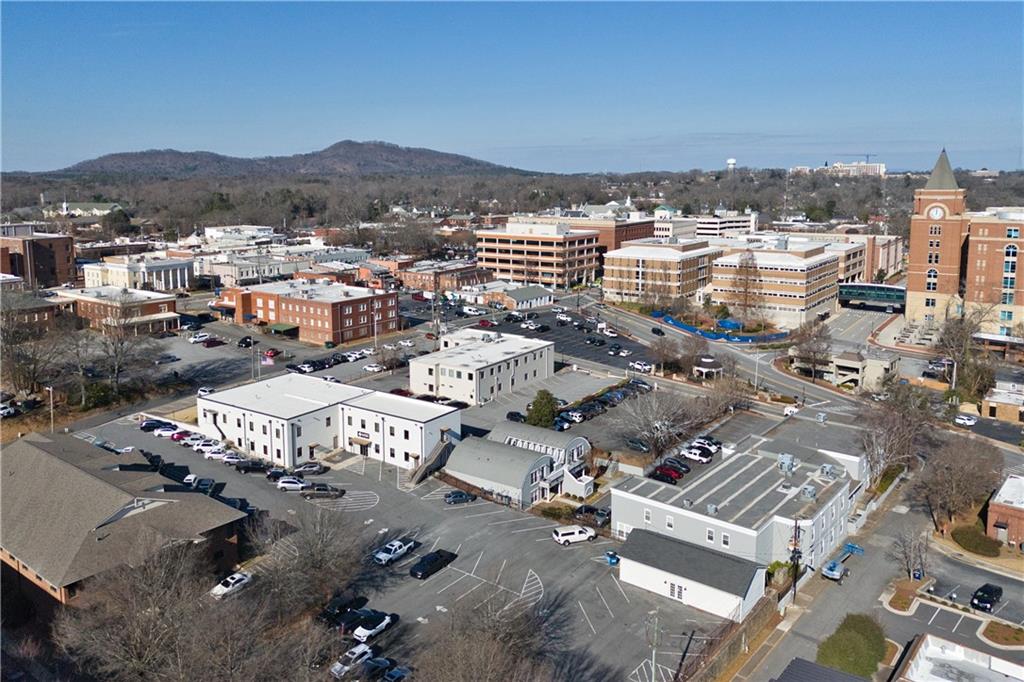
644 609 661 680
789 518 803 603
45 386 54 433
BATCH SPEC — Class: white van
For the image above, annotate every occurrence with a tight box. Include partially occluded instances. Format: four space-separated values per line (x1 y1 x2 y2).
783 405 800 417
551 525 597 546
462 306 484 316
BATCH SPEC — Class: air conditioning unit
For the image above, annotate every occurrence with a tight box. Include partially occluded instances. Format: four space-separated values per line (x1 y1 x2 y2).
820 464 840 480
706 503 719 516
777 453 795 474
681 498 693 508
801 485 817 500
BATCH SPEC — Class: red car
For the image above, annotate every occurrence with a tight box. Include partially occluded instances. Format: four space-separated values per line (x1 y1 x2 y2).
170 431 191 442
425 333 437 340
202 338 225 348
478 319 497 328
654 465 685 480
411 293 427 302
263 348 282 358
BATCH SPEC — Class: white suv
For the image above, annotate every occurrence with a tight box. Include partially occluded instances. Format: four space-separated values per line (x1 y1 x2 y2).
629 361 653 373
551 525 597 546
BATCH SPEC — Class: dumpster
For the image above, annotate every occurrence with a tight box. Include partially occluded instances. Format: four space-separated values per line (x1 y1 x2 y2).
606 551 620 566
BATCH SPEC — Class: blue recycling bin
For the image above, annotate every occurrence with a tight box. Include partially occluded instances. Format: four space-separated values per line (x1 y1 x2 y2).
606 551 620 566
913 568 923 580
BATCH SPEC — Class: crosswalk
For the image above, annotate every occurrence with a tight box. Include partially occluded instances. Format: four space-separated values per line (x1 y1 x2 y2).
306 490 380 513
628 659 676 682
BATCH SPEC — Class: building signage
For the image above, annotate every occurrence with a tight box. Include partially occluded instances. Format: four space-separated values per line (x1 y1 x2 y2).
357 431 370 439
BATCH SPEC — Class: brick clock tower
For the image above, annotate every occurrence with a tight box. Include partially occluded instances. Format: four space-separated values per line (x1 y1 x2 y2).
905 150 970 326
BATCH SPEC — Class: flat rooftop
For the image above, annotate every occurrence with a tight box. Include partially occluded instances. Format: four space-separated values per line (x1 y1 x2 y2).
714 249 838 269
605 245 722 261
199 374 372 419
992 474 1024 510
412 333 553 369
241 280 385 302
342 391 458 423
611 446 848 531
896 634 1024 682
53 286 175 303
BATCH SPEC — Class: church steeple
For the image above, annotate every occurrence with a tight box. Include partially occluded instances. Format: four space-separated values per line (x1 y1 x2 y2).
924 149 959 191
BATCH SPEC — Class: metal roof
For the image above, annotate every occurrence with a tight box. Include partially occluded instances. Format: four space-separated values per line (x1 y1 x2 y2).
618 529 762 597
487 422 588 454
770 658 864 682
445 438 550 490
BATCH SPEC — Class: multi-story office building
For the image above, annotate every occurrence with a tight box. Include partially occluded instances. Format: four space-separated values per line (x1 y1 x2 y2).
826 161 887 177
474 221 599 289
0 231 75 289
52 286 180 334
710 245 839 328
602 240 723 303
409 329 554 405
521 215 655 253
215 279 398 345
82 254 195 291
906 150 1024 335
694 211 758 238
764 228 904 282
396 259 494 293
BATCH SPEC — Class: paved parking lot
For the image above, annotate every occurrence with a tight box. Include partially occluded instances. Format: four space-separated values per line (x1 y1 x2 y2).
927 552 1024 626
78 415 723 680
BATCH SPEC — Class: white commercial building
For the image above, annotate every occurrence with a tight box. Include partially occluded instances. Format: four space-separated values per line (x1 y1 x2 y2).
196 374 460 470
82 255 195 291
409 330 554 405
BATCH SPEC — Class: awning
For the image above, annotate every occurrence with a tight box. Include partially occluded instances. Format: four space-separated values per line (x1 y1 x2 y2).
269 323 299 333
348 436 371 446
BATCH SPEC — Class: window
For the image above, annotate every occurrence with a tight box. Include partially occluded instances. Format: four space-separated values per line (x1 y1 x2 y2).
1007 244 1019 258
927 252 940 264
389 426 395 436
925 298 936 308
706 529 715 543
1003 292 1015 305
665 515 674 531
1004 276 1016 289
347 416 352 426
389 448 395 458
374 423 379 433
929 225 942 236
296 425 302 437
722 533 730 548
1001 326 1012 336
428 368 434 376
404 430 410 440
1008 227 1020 239
262 425 267 435
274 428 280 438
1001 310 1014 321
643 509 651 524
1006 261 1018 274
325 416 331 427
360 419 366 429
926 269 938 292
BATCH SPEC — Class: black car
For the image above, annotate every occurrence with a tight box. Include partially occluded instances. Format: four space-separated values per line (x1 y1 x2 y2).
293 461 328 476
362 658 398 680
139 419 173 432
154 354 180 365
556 320 568 327
534 324 550 332
506 411 526 423
332 352 350 363
971 584 1003 612
648 471 677 485
584 336 598 345
592 338 606 347
525 312 538 320
301 483 345 499
629 378 653 393
266 468 300 482
316 594 368 628
445 400 471 410
409 550 458 580
237 336 254 348
573 504 611 527
236 459 270 474
651 327 665 336
331 607 378 634
285 364 303 373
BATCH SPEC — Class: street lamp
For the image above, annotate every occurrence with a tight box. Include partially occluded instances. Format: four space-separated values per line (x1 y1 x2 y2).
44 386 54 433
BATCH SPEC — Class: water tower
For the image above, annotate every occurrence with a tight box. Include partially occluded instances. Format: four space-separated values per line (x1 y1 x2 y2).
726 158 737 174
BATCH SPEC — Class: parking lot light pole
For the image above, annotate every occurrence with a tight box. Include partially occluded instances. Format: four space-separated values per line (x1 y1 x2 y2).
44 386 54 433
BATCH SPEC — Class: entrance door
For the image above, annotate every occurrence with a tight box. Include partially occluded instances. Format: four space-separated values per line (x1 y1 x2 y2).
359 444 369 457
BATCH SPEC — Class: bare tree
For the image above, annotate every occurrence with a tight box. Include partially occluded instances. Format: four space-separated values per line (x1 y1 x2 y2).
860 383 931 487
887 529 930 580
790 320 832 383
913 437 1002 532
734 250 763 325
95 291 157 395
936 304 997 399
55 317 99 409
649 336 681 374
0 291 62 393
613 390 707 458
676 334 709 375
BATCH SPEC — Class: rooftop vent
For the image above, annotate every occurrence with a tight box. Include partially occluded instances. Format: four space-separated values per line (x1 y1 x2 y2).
681 498 693 508
706 503 719 516
820 463 840 480
801 485 817 500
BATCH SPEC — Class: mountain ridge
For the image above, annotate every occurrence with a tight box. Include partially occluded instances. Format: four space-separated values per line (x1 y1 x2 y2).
43 140 528 178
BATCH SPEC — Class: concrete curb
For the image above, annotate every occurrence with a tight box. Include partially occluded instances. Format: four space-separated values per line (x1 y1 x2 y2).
930 536 1024 583
975 622 1024 651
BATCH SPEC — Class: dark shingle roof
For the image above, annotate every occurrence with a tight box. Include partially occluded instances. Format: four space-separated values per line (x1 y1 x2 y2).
505 286 552 302
618 529 763 597
0 434 245 587
771 658 865 682
924 149 959 190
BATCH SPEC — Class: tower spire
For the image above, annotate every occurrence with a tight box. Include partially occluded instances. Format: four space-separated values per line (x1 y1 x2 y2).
924 149 958 190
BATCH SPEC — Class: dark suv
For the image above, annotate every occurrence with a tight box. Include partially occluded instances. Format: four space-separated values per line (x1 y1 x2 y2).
236 459 269 474
971 584 1003 612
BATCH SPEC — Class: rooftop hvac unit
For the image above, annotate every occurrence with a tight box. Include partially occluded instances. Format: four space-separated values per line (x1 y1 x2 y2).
820 464 840 480
801 485 817 500
681 498 693 508
706 503 719 516
777 453 795 474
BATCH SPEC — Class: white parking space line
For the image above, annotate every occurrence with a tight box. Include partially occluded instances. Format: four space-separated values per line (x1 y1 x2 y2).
928 608 940 625
441 501 490 511
430 537 440 552
509 524 558 534
944 584 960 600
488 517 538 525
495 559 506 583
437 574 468 594
595 585 614 618
612 575 630 603
465 509 507 519
455 582 484 602
952 615 964 632
993 601 1008 615
471 552 484 576
455 543 463 554
578 601 597 635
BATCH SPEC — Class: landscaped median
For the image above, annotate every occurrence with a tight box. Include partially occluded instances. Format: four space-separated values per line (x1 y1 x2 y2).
981 620 1024 648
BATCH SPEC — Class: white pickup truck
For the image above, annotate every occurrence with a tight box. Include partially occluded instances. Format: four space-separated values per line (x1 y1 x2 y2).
372 538 416 566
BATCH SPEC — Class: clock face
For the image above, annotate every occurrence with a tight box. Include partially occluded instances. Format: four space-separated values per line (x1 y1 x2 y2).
928 206 945 220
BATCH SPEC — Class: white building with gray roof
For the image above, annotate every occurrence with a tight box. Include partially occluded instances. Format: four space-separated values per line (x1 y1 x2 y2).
444 422 593 506
409 330 554 405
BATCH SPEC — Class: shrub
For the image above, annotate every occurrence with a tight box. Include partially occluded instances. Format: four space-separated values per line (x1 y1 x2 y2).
951 525 1002 557
539 506 574 521
83 382 115 410
816 614 886 678
874 465 904 495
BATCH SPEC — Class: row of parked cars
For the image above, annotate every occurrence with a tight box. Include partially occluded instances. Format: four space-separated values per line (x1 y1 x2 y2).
647 436 722 485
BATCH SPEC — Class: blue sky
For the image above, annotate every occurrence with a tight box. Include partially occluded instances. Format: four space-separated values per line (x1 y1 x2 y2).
2 2 1021 173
